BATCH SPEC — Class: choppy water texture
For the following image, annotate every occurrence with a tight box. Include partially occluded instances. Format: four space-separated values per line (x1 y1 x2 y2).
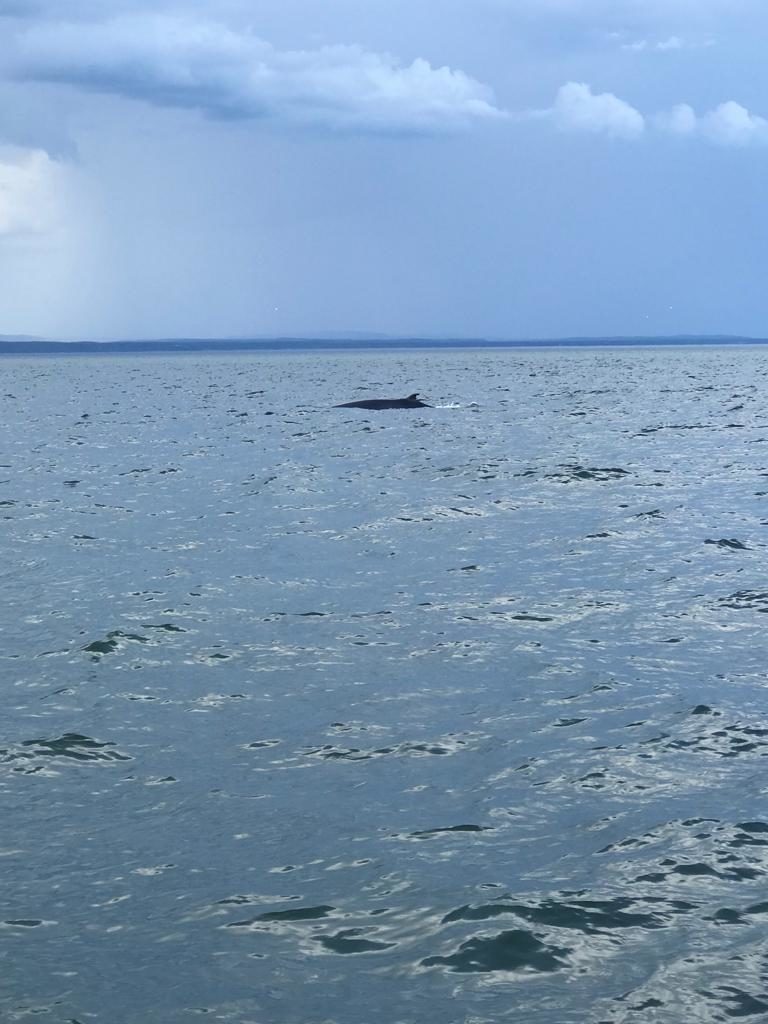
3 348 768 1023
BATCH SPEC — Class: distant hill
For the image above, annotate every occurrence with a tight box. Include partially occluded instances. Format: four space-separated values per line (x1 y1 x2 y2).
1 335 767 354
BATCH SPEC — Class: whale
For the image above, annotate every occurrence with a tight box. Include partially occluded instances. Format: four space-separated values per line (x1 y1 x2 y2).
335 392 432 410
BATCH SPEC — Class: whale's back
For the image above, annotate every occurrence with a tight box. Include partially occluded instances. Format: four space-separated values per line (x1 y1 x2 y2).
336 393 431 410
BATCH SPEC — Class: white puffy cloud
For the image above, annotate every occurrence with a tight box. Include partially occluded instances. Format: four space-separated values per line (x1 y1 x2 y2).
658 99 768 145
535 84 768 149
0 147 62 235
702 101 768 145
14 14 504 134
540 81 645 139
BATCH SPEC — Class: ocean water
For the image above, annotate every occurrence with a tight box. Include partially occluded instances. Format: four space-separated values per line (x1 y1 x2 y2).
2 347 768 1023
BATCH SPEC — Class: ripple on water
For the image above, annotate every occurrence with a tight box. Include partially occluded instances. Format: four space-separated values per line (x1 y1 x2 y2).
421 929 571 974
2 733 132 775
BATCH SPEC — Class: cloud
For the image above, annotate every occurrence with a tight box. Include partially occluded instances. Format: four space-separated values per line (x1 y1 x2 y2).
621 35 682 51
0 147 62 235
534 83 768 148
537 81 645 139
656 35 684 50
656 103 698 136
701 102 768 145
14 13 504 134
619 34 711 52
658 100 768 145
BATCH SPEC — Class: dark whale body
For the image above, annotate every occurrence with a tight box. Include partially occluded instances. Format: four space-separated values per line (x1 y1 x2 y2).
336 392 432 410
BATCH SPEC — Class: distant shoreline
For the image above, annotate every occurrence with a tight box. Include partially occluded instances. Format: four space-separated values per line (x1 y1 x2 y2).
1 336 767 355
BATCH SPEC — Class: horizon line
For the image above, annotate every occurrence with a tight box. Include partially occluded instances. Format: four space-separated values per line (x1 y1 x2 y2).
1 333 768 354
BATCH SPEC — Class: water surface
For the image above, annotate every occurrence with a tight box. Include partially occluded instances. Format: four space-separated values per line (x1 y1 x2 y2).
2 348 768 1022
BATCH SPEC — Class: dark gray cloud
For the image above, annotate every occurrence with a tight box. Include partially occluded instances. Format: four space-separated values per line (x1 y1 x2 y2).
15 13 504 133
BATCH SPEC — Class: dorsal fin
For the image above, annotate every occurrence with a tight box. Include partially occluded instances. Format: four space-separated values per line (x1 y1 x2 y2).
406 393 419 400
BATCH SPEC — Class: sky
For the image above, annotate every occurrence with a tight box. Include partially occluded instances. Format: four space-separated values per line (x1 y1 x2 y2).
1 0 768 339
